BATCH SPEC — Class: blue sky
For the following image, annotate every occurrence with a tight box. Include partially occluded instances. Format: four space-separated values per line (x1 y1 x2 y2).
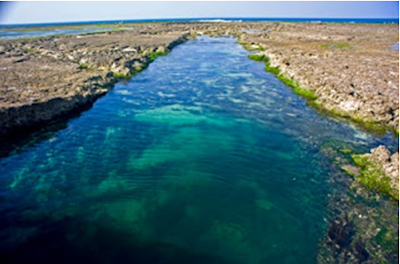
0 1 398 25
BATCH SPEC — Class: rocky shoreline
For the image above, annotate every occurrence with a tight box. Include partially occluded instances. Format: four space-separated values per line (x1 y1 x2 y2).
1 22 398 135
237 22 399 133
0 24 191 135
235 22 399 201
0 20 398 200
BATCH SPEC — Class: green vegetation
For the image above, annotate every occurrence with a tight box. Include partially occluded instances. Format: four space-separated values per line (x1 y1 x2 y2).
291 85 319 100
148 51 168 62
340 148 353 154
375 226 399 254
22 47 37 54
265 59 318 101
242 45 258 51
320 42 356 51
309 102 389 136
245 42 393 135
352 116 387 135
112 72 132 79
239 42 265 51
247 54 268 61
277 73 318 100
79 64 89 69
111 51 168 79
265 61 281 75
247 52 319 101
351 154 398 202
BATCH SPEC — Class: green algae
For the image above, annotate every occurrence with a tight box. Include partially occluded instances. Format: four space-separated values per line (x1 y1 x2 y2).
79 64 89 69
247 54 268 61
239 41 264 51
148 51 168 62
264 60 281 75
244 46 393 135
111 51 168 80
320 42 356 51
112 72 133 79
351 154 398 202
375 226 399 254
311 104 389 136
276 74 318 100
257 45 265 51
262 57 319 101
340 148 353 154
246 52 314 101
79 63 95 70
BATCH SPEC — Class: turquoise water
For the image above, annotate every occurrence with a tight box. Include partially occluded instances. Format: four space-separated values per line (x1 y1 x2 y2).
0 36 397 264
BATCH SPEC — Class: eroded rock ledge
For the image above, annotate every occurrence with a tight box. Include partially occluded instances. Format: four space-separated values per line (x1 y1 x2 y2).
237 22 399 133
235 22 399 203
0 24 191 135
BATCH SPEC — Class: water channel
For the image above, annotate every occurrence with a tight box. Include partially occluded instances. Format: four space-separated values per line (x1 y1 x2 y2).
0 36 397 263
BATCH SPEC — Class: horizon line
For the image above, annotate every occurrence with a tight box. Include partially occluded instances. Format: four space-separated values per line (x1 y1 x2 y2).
1 16 398 26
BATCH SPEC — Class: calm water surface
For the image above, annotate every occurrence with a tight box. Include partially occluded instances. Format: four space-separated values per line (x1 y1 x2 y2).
0 36 397 264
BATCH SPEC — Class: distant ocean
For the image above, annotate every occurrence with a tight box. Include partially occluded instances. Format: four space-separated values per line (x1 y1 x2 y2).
0 17 397 39
0 17 398 27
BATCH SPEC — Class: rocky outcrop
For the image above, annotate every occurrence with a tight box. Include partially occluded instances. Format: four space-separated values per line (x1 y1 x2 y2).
238 22 399 133
0 26 191 135
0 72 115 134
352 145 399 198
236 22 399 199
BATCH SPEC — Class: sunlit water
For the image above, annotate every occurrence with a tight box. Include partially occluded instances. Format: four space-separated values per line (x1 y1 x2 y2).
0 36 397 264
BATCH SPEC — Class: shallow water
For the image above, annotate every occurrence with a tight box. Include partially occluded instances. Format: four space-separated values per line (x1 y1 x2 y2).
0 36 398 264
